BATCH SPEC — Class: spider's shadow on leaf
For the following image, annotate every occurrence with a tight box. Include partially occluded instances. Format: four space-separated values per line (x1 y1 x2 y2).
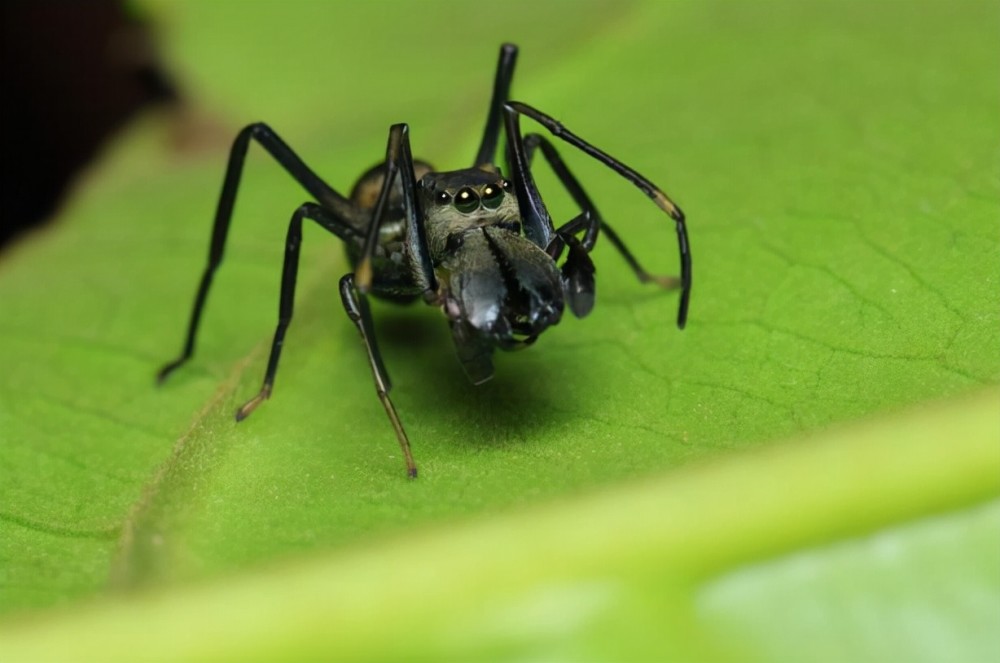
370 306 575 451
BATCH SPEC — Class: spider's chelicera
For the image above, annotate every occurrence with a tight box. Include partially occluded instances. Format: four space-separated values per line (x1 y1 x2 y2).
158 43 691 478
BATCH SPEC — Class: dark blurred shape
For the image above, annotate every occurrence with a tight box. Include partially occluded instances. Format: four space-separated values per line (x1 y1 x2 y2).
1 1 179 250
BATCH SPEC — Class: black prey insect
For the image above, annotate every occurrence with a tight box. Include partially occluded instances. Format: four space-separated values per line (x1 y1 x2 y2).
158 44 691 478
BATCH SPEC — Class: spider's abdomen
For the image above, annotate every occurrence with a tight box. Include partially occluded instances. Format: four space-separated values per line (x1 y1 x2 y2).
346 157 435 265
349 159 435 211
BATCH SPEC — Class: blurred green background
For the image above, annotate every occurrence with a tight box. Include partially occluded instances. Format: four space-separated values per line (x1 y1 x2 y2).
1 1 998 660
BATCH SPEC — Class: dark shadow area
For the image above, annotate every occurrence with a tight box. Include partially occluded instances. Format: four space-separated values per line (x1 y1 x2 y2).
1 1 179 250
369 304 575 450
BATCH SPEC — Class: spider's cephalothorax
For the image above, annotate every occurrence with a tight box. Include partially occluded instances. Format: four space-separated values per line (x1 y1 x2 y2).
158 43 691 478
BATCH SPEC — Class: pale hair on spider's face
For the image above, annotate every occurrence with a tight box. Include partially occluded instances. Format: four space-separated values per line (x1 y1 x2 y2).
419 169 521 232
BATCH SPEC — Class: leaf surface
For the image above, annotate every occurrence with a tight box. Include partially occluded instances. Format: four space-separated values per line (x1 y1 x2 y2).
1 1 998 659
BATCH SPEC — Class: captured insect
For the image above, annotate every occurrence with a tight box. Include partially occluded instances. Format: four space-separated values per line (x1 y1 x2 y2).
158 44 691 478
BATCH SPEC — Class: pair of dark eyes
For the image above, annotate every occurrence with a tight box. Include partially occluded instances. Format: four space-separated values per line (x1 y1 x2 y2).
436 180 511 212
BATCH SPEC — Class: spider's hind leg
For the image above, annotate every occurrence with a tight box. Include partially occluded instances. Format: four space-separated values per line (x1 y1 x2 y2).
503 102 691 328
523 132 681 291
158 123 362 382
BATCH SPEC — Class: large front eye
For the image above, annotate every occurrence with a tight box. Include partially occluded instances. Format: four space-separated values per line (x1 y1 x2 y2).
454 187 480 213
481 183 505 210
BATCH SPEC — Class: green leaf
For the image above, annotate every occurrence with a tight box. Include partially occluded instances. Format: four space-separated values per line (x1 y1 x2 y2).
1 0 998 659
2 388 997 661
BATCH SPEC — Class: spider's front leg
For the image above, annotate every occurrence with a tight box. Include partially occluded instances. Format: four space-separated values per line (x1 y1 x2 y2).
354 123 437 296
339 123 439 478
473 42 518 168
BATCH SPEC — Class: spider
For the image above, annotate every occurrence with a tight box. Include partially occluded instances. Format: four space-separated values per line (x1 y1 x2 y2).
158 43 691 478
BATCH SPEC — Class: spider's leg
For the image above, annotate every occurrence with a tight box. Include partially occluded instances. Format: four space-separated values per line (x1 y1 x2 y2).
235 203 361 421
339 273 418 479
545 212 597 319
355 124 437 298
473 43 518 168
158 123 362 381
504 102 691 329
547 211 599 257
524 132 681 290
502 102 555 249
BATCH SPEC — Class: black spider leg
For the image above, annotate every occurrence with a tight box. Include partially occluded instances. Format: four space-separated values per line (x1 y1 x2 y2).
344 123 435 478
524 132 683 290
546 210 599 257
158 123 361 381
503 102 691 329
340 274 418 478
474 43 518 168
235 203 363 421
503 101 554 249
354 123 437 298
546 211 598 318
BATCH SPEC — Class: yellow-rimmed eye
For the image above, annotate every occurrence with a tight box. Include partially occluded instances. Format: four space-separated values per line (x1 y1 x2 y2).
435 191 452 205
455 187 480 213
481 183 505 209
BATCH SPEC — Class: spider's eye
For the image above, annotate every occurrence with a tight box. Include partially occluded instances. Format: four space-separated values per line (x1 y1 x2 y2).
481 183 505 209
435 191 452 205
454 187 480 213
500 179 512 191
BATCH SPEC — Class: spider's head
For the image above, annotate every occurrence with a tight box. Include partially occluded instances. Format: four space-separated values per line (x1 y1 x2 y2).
418 168 520 243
